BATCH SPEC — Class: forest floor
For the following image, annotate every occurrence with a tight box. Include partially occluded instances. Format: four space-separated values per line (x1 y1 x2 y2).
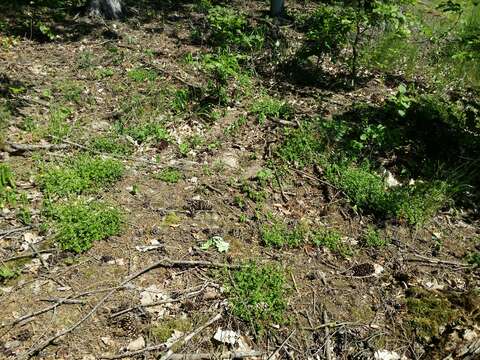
0 1 479 360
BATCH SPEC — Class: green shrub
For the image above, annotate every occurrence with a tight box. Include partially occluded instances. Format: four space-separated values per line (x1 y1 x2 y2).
227 262 288 329
127 68 157 82
50 200 122 253
313 228 351 256
261 221 305 248
299 6 355 63
156 168 182 184
90 135 133 155
39 155 124 196
363 226 387 247
123 122 170 144
206 6 263 49
325 163 389 214
250 96 293 124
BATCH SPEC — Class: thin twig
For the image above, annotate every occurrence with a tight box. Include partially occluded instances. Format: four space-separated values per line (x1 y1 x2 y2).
160 313 222 360
0 226 31 237
405 254 471 268
110 283 208 318
323 310 332 360
169 352 265 360
268 329 296 360
29 243 48 268
2 248 56 263
302 322 359 331
4 142 69 154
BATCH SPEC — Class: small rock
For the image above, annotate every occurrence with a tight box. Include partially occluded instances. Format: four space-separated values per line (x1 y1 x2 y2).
374 350 401 360
127 336 145 351
220 152 239 169
101 336 116 347
213 328 239 345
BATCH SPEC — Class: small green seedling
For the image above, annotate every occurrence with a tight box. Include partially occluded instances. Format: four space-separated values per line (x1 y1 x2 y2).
201 236 230 253
364 226 387 247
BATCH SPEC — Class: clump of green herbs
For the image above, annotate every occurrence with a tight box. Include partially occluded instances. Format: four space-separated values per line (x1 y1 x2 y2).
47 199 122 253
227 261 289 330
39 155 124 197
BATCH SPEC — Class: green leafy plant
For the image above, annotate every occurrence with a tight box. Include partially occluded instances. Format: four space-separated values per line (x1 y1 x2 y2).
364 226 387 247
250 96 293 124
261 221 305 248
0 266 18 282
0 164 16 207
49 199 122 253
206 6 263 50
39 155 124 197
123 122 170 144
313 228 351 256
156 168 182 184
227 261 289 329
127 68 157 82
89 135 133 155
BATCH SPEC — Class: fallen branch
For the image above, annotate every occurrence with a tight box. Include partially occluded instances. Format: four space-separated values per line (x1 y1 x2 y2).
110 283 209 318
168 351 264 360
4 142 69 154
0 226 31 237
160 313 222 360
405 254 471 268
268 329 296 360
302 321 358 331
2 248 56 263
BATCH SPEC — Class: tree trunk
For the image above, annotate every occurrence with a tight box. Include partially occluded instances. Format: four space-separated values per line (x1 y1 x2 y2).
89 0 123 19
270 0 284 17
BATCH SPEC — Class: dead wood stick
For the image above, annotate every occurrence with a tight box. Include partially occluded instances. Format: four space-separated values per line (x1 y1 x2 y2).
168 351 265 359
160 313 222 360
29 243 47 268
2 287 117 329
302 321 359 331
2 248 56 263
405 254 471 268
323 311 332 360
4 142 69 153
268 329 296 360
18 259 238 358
110 283 209 318
0 226 31 237
49 135 180 168
40 298 86 305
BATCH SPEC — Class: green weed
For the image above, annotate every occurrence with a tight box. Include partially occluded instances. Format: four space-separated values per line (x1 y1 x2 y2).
313 228 351 256
127 68 157 82
363 226 387 247
45 106 73 140
49 199 122 253
0 164 16 207
206 6 263 50
275 123 323 167
227 261 288 329
251 96 293 124
122 122 170 144
39 155 124 197
89 135 133 155
156 168 182 184
261 221 305 248
0 265 18 282
325 163 389 214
